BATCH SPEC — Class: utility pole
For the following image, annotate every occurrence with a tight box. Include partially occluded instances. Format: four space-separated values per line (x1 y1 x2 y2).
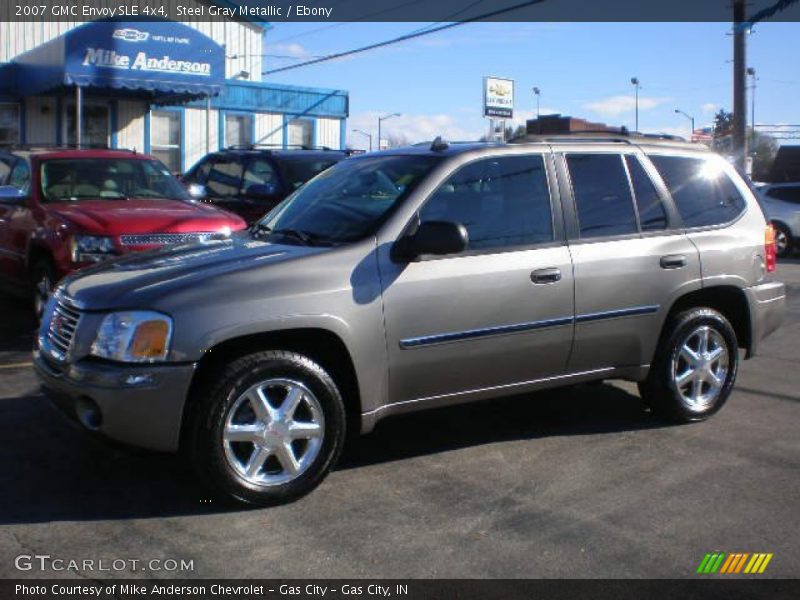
631 77 640 132
533 87 541 134
748 67 757 158
733 0 747 170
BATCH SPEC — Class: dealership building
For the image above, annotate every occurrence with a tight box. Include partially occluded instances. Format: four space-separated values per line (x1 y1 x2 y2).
0 6 349 172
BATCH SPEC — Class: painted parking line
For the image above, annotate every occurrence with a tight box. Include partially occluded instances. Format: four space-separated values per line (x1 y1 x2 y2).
0 361 33 370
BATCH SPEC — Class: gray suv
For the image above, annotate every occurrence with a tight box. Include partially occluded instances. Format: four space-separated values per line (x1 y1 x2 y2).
34 135 786 505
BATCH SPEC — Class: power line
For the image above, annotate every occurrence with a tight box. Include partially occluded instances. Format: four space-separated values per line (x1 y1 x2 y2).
266 0 431 45
263 0 548 76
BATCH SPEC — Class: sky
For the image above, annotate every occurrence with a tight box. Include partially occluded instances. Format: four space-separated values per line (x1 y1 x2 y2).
261 21 800 151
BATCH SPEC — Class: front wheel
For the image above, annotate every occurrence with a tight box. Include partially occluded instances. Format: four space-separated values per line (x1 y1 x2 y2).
639 308 738 422
187 350 347 506
31 259 56 322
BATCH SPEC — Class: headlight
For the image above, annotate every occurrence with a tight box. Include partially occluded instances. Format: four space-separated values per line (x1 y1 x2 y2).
91 311 173 363
71 235 116 263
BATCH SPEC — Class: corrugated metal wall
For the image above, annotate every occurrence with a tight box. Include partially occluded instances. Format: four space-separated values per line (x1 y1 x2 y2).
185 107 219 169
317 118 341 149
0 10 263 81
254 112 282 146
116 99 146 152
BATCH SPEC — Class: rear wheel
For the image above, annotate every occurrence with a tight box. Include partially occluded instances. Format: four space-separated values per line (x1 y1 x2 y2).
639 308 738 422
187 350 347 506
773 222 793 258
31 258 55 321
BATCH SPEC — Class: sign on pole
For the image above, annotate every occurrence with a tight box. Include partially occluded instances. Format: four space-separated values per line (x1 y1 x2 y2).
483 76 514 119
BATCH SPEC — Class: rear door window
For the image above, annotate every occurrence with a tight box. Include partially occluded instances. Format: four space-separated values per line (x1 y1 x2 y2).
626 156 668 231
649 155 746 227
566 154 638 238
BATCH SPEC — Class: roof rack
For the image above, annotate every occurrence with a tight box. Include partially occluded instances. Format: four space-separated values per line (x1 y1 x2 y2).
225 144 338 152
8 144 137 152
509 130 692 145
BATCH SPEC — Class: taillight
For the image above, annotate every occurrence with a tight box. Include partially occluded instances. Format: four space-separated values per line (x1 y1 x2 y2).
765 224 777 273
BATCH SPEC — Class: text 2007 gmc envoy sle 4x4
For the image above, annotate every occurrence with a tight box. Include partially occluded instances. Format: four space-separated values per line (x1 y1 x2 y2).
34 135 786 505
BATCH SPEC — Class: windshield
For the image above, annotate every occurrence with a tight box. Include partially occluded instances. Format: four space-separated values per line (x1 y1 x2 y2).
40 158 191 202
256 154 441 245
279 157 341 191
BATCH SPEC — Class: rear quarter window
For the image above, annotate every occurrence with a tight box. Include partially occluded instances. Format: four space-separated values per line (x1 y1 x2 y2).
649 155 747 227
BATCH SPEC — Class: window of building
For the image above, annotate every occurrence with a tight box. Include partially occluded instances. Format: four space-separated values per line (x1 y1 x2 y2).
66 104 109 147
151 110 182 174
225 114 253 148
287 119 313 148
650 155 746 227
566 154 638 238
0 104 20 147
419 155 553 252
625 156 668 231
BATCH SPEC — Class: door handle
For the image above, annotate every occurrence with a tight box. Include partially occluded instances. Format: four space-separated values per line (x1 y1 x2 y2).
531 267 562 284
660 254 687 269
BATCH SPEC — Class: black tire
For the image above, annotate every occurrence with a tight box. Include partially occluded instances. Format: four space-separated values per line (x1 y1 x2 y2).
773 222 793 258
186 350 346 506
639 308 738 422
31 258 56 322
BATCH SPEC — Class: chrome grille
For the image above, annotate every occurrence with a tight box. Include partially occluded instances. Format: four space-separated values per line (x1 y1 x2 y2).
46 299 81 360
119 232 228 246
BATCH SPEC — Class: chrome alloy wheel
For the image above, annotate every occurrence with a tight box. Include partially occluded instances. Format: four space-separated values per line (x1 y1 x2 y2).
672 325 729 411
222 378 325 487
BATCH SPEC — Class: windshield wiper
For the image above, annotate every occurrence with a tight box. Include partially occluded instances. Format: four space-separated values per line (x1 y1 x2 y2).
271 228 317 245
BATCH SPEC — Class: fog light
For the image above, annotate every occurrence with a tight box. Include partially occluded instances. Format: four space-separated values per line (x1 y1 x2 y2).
75 397 102 430
122 373 156 387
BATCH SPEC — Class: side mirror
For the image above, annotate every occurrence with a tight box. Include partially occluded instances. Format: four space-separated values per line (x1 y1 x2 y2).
0 186 25 204
246 182 280 199
186 183 207 200
394 220 469 261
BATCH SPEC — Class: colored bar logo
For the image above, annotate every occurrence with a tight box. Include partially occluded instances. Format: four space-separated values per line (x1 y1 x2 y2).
696 552 773 574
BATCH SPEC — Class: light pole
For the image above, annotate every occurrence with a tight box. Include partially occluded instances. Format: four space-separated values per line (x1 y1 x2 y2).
352 129 372 152
747 67 757 157
674 109 695 140
378 112 401 150
532 87 541 119
631 77 641 132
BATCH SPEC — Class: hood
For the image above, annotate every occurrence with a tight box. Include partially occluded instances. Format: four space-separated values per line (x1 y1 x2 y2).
61 232 330 309
48 199 245 235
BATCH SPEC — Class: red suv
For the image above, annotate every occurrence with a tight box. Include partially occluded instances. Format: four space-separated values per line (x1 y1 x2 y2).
0 148 246 317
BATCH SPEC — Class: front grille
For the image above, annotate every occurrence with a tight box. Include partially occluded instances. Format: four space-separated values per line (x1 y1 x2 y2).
46 299 81 360
119 232 228 246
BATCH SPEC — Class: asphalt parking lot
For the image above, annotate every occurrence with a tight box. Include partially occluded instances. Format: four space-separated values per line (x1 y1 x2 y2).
0 262 798 580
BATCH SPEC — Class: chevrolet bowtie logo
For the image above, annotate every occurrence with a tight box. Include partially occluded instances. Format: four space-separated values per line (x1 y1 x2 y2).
697 552 774 574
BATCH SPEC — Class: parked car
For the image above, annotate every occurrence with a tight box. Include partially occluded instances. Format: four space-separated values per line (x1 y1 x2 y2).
181 146 348 224
35 135 785 505
755 182 800 257
0 147 247 317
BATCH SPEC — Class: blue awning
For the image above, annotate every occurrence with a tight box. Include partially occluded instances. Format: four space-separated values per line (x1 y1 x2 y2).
2 20 225 101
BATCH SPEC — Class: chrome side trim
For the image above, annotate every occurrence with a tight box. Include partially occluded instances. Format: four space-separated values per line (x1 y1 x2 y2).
399 304 660 349
575 304 660 323
399 316 573 349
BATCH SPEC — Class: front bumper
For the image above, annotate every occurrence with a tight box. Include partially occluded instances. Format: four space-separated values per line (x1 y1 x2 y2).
744 280 786 358
33 349 196 452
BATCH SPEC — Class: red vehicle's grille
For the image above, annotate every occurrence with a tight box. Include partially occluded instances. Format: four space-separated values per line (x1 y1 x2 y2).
119 232 228 246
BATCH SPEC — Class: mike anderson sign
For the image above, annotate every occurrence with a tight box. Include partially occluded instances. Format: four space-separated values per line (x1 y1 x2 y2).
82 48 212 76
